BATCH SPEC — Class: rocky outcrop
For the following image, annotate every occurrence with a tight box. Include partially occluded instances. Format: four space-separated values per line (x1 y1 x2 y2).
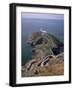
22 52 64 77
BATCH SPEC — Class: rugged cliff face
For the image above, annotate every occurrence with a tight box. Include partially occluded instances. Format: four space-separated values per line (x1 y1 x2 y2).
22 31 64 77
28 31 63 55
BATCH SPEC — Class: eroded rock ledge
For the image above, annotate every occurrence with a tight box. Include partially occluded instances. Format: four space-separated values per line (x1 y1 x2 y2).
22 52 64 77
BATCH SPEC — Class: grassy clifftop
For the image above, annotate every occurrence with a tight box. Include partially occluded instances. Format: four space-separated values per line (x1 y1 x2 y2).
28 31 63 55
28 31 63 47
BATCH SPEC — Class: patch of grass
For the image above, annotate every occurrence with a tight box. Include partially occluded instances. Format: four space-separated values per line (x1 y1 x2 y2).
30 32 41 40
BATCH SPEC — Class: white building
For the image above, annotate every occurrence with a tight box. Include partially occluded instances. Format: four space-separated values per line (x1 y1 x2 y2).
40 29 47 35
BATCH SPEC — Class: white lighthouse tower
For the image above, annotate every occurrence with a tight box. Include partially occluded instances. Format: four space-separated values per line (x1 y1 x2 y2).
40 28 47 35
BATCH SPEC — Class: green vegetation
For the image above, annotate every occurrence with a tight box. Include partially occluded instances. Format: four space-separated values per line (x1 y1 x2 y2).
28 31 63 55
29 31 63 47
30 32 41 41
47 33 63 46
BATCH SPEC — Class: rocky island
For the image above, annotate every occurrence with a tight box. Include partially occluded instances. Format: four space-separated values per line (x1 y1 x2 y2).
21 30 64 77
